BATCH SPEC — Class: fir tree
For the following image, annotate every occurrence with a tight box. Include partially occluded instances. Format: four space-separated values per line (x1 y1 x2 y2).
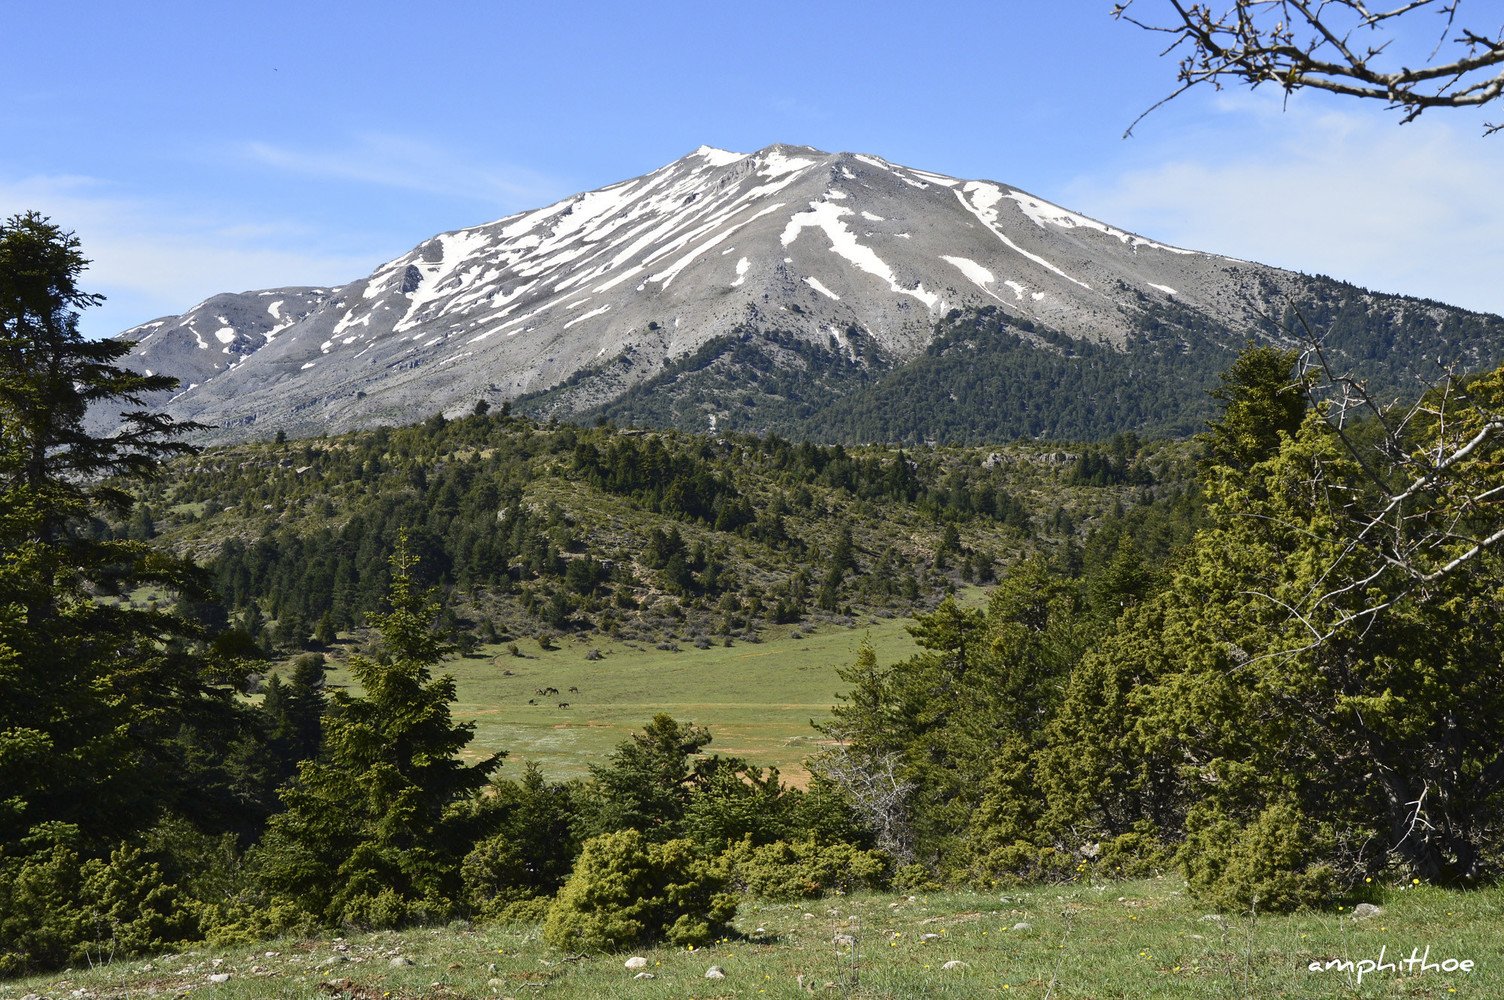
0 213 214 849
575 715 713 843
1201 343 1307 472
0 214 246 974
253 536 501 926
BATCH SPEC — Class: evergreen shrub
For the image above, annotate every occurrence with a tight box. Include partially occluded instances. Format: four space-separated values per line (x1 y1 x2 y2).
718 836 890 899
1180 801 1335 913
0 828 191 975
542 829 735 951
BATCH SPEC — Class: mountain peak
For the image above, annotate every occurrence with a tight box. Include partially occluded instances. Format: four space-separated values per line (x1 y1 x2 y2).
691 144 749 166
98 144 1503 445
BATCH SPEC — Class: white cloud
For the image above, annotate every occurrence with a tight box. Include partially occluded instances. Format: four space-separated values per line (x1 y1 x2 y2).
1064 102 1504 317
240 133 564 206
1 174 381 338
2 135 572 339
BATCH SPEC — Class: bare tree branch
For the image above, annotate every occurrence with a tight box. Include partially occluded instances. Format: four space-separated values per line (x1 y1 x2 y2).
1114 1 1504 134
813 736 917 863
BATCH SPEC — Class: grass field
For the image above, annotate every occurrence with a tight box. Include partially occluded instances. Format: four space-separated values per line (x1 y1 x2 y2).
325 614 930 786
9 875 1500 998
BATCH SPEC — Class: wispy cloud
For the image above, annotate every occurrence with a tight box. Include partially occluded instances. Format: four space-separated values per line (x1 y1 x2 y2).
240 133 566 207
1 174 379 338
1064 101 1504 315
1065 101 1504 317
3 135 573 338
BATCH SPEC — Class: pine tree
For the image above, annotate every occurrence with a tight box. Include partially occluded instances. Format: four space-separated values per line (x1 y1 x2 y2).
0 213 244 973
253 537 501 926
0 213 212 849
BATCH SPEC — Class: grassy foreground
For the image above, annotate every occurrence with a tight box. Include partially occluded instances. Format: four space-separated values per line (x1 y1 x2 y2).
6 875 1500 999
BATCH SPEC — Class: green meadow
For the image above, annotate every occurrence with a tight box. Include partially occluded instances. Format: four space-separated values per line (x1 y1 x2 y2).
10 876 1500 999
324 614 929 785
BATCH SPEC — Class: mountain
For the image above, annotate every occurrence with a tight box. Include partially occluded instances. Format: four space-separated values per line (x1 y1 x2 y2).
100 144 1504 443
114 288 334 418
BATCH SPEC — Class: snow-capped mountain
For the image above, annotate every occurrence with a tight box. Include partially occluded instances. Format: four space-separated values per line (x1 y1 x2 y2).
101 144 1504 442
116 288 334 413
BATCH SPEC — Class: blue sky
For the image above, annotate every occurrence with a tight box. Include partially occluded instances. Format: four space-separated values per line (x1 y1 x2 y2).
6 1 1504 338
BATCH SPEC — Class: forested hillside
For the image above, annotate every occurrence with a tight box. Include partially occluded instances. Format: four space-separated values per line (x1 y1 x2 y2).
121 408 1195 658
526 279 1504 444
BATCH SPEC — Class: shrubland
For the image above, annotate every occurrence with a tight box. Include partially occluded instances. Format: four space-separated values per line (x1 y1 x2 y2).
5 214 1504 990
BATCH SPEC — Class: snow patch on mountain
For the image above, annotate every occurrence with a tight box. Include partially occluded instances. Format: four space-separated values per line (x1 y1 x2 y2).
1006 190 1198 256
564 304 611 329
395 229 493 333
804 276 841 300
957 184 1091 290
648 202 787 288
780 201 939 309
695 145 747 166
941 255 1002 300
909 169 959 188
761 149 816 177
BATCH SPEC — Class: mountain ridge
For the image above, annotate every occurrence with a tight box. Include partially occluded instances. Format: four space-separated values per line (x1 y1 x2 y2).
98 143 1504 443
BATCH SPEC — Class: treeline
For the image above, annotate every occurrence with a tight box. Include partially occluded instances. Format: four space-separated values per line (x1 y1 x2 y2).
528 292 1504 447
1283 272 1504 380
529 326 891 436
538 314 1233 443
816 347 1504 911
127 405 1154 660
805 310 1236 442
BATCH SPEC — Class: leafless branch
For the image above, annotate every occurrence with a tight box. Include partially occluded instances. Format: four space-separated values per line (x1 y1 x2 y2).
1393 784 1437 853
1212 297 1504 664
1115 1 1504 134
814 737 917 862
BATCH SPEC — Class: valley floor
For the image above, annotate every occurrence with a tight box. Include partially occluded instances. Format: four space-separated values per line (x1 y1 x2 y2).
6 876 1500 999
318 604 949 785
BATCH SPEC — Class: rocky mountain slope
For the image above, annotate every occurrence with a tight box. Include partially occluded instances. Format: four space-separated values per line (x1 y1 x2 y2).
115 288 333 413
99 144 1504 443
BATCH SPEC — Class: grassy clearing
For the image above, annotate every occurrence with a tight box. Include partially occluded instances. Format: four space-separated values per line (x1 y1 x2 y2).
324 615 928 785
10 875 1501 998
